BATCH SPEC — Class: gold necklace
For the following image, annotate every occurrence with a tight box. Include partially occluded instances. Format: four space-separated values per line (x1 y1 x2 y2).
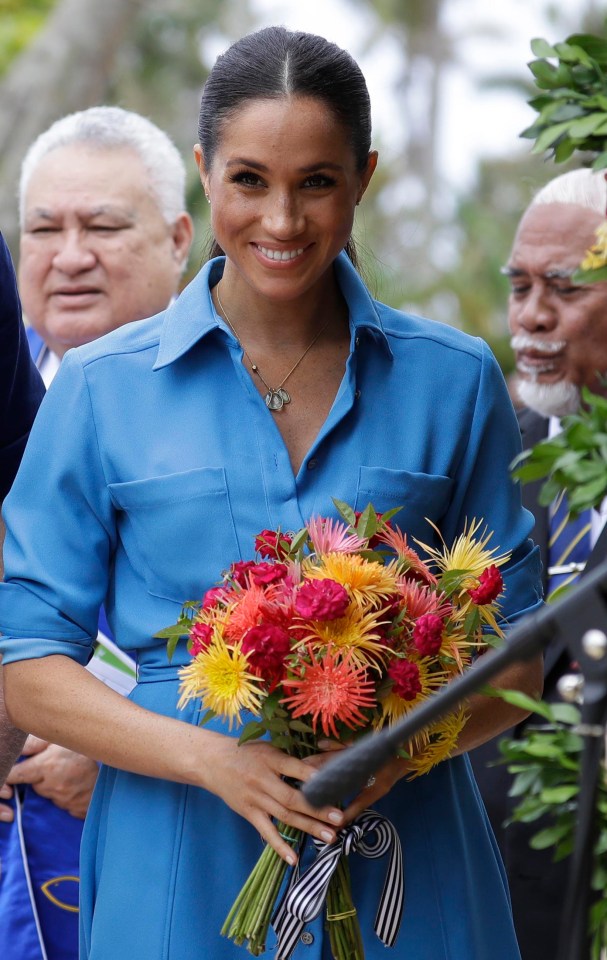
215 285 331 411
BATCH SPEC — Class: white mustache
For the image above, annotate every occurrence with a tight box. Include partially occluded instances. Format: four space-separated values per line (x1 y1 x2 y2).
510 334 566 354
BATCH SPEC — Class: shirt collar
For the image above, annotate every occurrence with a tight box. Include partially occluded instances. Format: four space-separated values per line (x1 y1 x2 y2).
153 250 391 371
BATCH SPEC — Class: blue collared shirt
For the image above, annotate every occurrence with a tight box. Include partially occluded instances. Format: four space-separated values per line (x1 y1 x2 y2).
0 252 542 663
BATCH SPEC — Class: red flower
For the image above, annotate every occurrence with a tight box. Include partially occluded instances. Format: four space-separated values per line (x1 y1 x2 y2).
468 565 503 605
189 621 213 656
413 613 444 657
202 586 228 609
249 562 289 587
255 529 293 559
230 561 257 587
388 659 422 700
294 578 350 621
242 623 291 680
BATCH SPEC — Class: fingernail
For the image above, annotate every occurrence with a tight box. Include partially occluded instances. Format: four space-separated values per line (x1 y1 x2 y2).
0 810 13 822
328 811 343 825
286 853 296 866
320 829 334 843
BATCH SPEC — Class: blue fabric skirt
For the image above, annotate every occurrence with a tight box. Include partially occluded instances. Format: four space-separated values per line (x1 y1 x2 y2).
79 655 521 960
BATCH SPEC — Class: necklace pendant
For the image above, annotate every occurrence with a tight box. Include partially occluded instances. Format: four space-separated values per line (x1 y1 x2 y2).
265 387 291 411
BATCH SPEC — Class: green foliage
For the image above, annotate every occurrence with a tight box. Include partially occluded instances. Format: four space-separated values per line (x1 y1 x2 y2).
0 0 56 76
512 386 607 517
522 34 607 169
495 697 607 958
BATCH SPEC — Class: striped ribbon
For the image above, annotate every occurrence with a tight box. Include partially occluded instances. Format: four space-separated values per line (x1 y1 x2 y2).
547 490 592 598
272 809 404 959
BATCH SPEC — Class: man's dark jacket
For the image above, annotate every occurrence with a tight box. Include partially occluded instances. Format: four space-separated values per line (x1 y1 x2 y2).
0 232 44 500
470 407 607 960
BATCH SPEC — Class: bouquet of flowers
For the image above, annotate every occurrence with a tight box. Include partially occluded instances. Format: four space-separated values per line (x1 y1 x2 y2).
157 501 509 960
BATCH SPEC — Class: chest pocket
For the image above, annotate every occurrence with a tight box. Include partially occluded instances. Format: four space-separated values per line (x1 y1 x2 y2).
355 465 453 544
108 468 240 603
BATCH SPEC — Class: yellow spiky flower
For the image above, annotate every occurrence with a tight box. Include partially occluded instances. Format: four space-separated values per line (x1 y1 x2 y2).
416 518 510 580
178 635 262 730
405 706 469 778
303 552 400 609
297 604 388 669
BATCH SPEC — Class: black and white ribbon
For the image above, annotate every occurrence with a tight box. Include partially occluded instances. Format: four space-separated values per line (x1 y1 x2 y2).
273 809 404 959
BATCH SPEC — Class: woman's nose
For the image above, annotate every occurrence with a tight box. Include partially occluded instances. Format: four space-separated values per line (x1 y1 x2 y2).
262 192 305 238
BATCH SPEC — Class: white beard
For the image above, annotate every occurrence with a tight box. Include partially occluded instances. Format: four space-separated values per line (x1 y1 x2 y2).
517 378 581 418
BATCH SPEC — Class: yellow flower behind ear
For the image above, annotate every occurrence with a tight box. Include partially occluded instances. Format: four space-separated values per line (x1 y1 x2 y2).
178 635 262 729
581 221 607 271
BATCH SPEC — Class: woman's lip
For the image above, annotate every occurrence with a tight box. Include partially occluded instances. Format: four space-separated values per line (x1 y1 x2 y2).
254 243 307 263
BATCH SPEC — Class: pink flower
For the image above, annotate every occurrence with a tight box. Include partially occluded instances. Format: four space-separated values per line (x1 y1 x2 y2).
255 529 293 559
468 565 503 605
388 659 422 700
413 613 444 657
189 621 213 656
294 578 350 621
230 561 257 587
248 562 289 587
202 586 228 609
242 623 291 681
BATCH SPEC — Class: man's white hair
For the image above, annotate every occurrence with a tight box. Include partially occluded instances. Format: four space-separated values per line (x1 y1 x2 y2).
530 167 607 215
19 106 187 227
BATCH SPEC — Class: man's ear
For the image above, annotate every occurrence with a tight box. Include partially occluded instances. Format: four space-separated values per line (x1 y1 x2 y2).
171 213 194 273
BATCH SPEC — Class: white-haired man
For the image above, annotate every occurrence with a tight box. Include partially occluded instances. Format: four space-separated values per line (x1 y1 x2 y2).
0 106 193 960
471 167 607 960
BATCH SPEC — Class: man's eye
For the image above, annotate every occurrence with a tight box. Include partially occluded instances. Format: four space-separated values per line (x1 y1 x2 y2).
30 226 59 234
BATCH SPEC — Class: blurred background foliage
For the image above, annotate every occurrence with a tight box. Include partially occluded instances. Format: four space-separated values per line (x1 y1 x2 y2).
0 0 605 375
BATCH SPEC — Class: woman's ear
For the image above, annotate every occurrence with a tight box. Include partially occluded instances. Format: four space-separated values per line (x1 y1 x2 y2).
193 144 210 200
357 150 379 204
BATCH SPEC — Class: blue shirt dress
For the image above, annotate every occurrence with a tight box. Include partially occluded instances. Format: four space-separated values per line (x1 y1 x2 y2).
0 252 542 960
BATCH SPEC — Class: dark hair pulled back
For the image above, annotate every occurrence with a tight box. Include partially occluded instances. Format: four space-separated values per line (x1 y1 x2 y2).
199 26 372 264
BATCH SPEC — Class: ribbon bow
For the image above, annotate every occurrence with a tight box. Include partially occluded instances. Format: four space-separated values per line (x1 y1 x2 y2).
273 809 404 959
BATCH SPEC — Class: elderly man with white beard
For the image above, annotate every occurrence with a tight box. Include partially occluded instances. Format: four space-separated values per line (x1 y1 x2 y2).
470 166 607 960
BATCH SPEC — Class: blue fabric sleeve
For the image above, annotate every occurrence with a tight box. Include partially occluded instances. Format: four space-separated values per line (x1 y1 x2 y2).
443 339 543 626
0 350 116 663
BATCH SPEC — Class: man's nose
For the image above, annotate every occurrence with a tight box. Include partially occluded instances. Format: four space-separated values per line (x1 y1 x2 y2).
510 285 557 333
52 230 97 273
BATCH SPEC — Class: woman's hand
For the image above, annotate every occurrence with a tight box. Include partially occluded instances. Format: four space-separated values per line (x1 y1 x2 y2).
308 738 413 824
200 735 345 864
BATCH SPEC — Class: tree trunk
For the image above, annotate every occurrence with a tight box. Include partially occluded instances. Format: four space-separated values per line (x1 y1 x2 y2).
0 0 146 254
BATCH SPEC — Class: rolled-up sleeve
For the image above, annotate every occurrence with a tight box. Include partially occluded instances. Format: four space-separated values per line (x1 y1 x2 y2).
0 350 116 664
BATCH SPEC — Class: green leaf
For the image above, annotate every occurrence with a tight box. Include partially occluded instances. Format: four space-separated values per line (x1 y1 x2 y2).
356 502 378 539
530 824 573 849
531 119 574 153
238 720 266 744
490 688 552 717
530 38 558 59
332 498 356 527
540 785 579 804
572 264 607 284
568 112 607 138
198 708 217 728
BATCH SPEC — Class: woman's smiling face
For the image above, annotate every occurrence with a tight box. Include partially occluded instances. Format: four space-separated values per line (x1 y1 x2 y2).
195 95 376 305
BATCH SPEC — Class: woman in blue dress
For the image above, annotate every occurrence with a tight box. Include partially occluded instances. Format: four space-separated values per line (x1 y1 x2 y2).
0 26 543 960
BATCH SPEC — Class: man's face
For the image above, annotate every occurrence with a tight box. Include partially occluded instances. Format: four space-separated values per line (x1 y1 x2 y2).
506 202 607 415
19 144 192 356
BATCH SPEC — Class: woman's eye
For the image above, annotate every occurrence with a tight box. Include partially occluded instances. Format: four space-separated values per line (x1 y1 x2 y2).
303 174 336 188
231 171 263 187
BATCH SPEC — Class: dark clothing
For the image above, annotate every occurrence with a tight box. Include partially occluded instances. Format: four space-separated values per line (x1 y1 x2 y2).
470 407 607 960
0 233 44 500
